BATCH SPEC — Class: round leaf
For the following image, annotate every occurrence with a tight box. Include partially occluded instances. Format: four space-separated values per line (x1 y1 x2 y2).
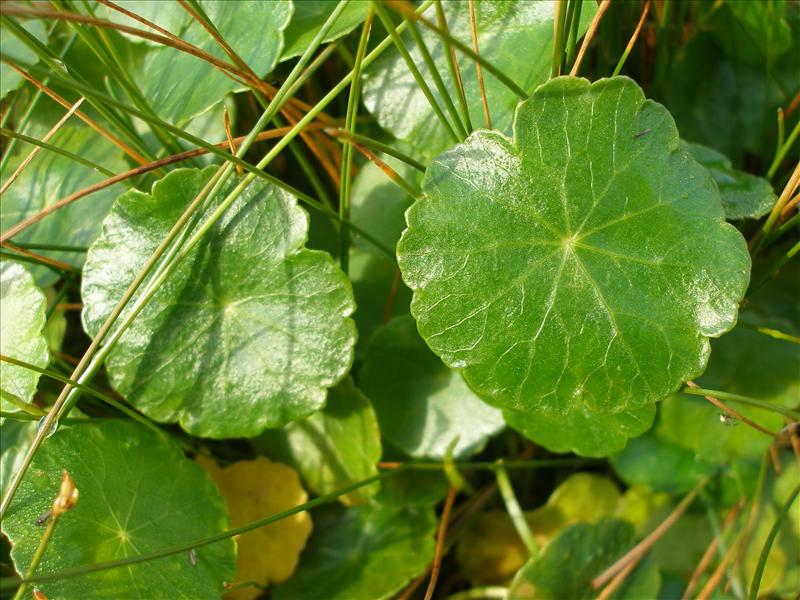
2 420 236 599
360 316 505 459
272 503 436 600
254 376 382 506
81 168 356 438
397 76 750 456
281 1 369 61
0 262 48 408
196 455 313 598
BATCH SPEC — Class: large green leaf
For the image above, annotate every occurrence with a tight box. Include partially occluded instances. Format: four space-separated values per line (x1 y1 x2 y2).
0 262 48 409
684 141 775 220
362 0 596 159
508 519 638 600
704 0 792 66
139 1 291 125
272 503 436 600
1 419 236 599
0 19 47 99
281 0 369 61
81 167 356 438
254 376 382 506
360 316 504 459
397 76 750 457
0 126 127 285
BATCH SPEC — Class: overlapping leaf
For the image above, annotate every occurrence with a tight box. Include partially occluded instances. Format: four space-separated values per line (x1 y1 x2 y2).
363 0 597 158
281 0 369 61
82 167 356 438
360 316 504 459
397 76 750 456
254 376 382 506
2 420 236 599
0 19 47 98
0 262 48 409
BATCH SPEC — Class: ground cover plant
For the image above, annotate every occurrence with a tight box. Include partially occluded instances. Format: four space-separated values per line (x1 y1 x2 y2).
0 0 798 598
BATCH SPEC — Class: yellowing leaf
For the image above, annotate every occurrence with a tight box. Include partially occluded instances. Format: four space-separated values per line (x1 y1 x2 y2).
196 456 313 600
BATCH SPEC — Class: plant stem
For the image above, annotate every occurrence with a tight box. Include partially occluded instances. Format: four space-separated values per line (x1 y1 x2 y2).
612 1 650 77
681 387 800 420
766 118 799 179
468 0 491 129
328 129 426 172
495 462 538 556
435 0 472 132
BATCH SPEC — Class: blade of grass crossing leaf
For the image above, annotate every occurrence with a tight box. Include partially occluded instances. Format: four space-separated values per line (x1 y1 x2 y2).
1 464 417 589
468 0 491 129
328 129 426 172
612 1 650 76
569 0 611 76
373 1 459 143
435 0 472 132
551 0 567 78
340 6 374 274
748 482 800 600
681 387 800 420
564 0 583 69
0 128 116 178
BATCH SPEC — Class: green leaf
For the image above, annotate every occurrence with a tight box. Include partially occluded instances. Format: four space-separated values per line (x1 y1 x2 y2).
0 126 127 285
254 376 382 506
373 470 450 508
363 0 597 158
0 19 47 99
684 141 776 220
0 262 49 408
81 167 356 438
272 503 436 600
0 419 35 498
100 1 188 47
704 0 793 66
1 420 236 599
546 473 620 524
281 0 369 61
360 316 505 459
508 519 635 600
139 1 292 125
397 76 750 457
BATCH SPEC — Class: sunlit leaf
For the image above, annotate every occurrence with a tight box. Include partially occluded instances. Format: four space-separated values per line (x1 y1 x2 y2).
0 19 47 98
360 316 505 459
81 167 356 438
272 503 436 600
0 262 48 409
397 76 750 457
254 376 382 506
363 0 597 158
2 420 236 599
196 455 313 599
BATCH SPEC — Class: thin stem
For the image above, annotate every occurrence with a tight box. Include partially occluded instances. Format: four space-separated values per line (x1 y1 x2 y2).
681 386 800 420
12 507 58 600
339 6 374 274
569 0 611 77
2 464 414 589
564 0 583 70
424 486 457 600
349 141 420 199
684 381 778 437
612 1 651 77
751 161 800 254
377 458 592 471
468 0 491 129
766 118 800 179
551 0 567 78
495 462 538 556
328 129 426 172
373 1 459 143
435 0 472 132
0 389 46 417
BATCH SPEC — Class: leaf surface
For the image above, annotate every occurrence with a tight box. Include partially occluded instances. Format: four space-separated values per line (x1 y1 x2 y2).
272 503 436 600
360 316 504 459
281 0 368 61
0 262 48 408
684 141 775 220
254 376 382 506
139 1 291 125
0 126 127 285
196 455 313 599
81 167 356 438
0 19 47 98
2 420 236 599
362 0 597 158
397 76 750 456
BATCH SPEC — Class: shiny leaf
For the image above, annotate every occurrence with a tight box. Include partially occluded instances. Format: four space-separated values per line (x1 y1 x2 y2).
0 19 47 98
81 167 356 438
281 0 369 61
397 76 750 457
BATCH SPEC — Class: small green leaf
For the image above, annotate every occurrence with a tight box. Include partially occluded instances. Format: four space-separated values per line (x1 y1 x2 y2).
281 0 369 61
684 141 776 220
0 262 48 408
397 76 750 457
272 503 436 600
254 376 382 506
140 1 292 125
360 316 505 459
508 519 636 600
1 420 236 599
0 19 47 98
362 0 597 158
81 167 356 438
546 473 620 524
0 126 127 285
